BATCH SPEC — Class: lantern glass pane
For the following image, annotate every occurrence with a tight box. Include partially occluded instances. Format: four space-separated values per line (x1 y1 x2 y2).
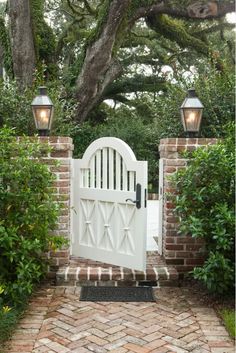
183 109 202 132
33 107 51 130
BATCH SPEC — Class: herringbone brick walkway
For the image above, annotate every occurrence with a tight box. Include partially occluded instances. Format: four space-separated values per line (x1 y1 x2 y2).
3 287 234 353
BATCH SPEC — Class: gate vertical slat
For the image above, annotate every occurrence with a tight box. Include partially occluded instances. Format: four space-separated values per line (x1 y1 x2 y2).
116 152 121 190
96 150 101 189
123 162 127 191
102 148 108 189
90 156 95 188
109 148 114 190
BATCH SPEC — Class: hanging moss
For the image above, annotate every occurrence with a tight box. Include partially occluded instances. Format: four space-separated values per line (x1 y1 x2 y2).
30 0 57 80
147 14 209 56
0 16 13 78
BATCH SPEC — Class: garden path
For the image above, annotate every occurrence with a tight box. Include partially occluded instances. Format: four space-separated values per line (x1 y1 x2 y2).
3 286 234 353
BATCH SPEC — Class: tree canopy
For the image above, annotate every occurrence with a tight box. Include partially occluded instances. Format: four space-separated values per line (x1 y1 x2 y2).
0 0 234 122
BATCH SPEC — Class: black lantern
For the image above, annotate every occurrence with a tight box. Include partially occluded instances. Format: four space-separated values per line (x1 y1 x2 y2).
31 86 54 136
180 88 204 137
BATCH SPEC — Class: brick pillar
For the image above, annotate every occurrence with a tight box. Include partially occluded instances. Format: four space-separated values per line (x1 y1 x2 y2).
39 136 74 272
159 137 218 276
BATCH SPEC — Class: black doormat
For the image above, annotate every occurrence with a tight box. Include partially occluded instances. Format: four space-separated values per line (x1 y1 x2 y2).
80 286 156 302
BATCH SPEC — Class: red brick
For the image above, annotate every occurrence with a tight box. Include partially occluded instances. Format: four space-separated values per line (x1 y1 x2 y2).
50 150 70 158
166 159 186 166
50 166 70 173
197 138 208 145
177 138 188 144
177 146 186 152
164 251 176 258
186 244 203 251
165 244 184 251
185 258 204 265
124 343 150 353
58 136 73 143
175 265 195 272
187 138 197 144
166 258 184 265
50 250 69 258
165 237 176 244
53 181 69 187
165 146 178 152
59 173 70 179
176 252 191 258
166 216 179 223
176 237 196 244
164 167 176 173
89 269 99 280
41 136 56 143
164 230 178 237
59 187 70 194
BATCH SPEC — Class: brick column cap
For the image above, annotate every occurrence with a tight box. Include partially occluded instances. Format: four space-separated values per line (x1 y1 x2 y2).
160 137 219 146
38 136 74 151
39 136 73 144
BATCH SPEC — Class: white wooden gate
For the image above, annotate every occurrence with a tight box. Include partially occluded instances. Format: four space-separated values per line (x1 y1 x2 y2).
71 137 148 271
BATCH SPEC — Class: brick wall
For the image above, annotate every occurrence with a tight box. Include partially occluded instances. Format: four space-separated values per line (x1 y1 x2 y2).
39 136 74 275
159 137 218 276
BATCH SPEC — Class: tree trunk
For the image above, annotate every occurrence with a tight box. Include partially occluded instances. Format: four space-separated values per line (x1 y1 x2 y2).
75 0 131 122
8 0 36 90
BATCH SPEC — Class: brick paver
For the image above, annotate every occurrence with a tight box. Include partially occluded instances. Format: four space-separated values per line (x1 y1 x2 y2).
3 287 234 353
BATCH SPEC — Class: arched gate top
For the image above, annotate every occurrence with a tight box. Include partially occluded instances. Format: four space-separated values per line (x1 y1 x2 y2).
82 137 137 165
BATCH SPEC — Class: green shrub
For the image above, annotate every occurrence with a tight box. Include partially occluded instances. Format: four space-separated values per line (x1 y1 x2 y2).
0 307 19 345
171 124 235 294
220 309 236 338
0 127 65 304
0 286 20 345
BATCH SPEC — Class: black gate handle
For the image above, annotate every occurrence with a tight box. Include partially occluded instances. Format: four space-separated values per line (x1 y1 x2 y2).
126 183 141 209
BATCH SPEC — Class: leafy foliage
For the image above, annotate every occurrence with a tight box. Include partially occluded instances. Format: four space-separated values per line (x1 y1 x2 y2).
0 286 20 346
0 78 78 136
195 64 235 137
0 127 65 304
220 309 236 338
171 124 235 293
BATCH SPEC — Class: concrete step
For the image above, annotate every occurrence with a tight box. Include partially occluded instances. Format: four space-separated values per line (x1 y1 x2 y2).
56 252 179 287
